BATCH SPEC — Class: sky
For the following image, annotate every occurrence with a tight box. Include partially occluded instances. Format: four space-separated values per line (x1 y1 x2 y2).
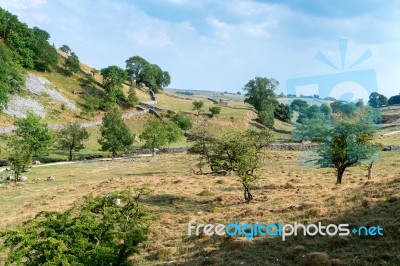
0 0 399 99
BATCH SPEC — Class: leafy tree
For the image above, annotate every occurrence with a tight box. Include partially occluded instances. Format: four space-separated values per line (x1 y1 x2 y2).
7 137 32 182
65 52 80 75
339 102 357 116
165 122 182 147
189 130 272 202
101 65 128 106
125 56 170 92
388 94 400 105
127 86 139 107
297 105 324 124
0 189 150 265
290 99 309 113
32 27 58 71
274 103 291 122
58 122 90 161
317 119 379 184
125 55 149 84
258 107 275 128
209 106 221 117
140 116 168 155
171 113 192 130
99 108 134 157
59 44 71 54
368 92 388 108
81 94 101 117
192 100 204 116
243 77 279 112
0 43 25 110
14 112 54 156
293 118 331 142
320 103 332 117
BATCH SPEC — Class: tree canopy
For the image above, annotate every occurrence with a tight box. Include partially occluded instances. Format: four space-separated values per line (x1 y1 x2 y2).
125 56 170 92
58 122 90 161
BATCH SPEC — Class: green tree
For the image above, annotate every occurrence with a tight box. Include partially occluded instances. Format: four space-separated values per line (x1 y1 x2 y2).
0 189 150 265
58 122 90 161
140 116 168 155
99 108 134 157
0 43 25 110
125 56 170 92
32 27 58 71
127 86 139 107
209 106 221 117
59 44 71 54
14 112 54 156
192 100 204 116
258 106 275 128
65 52 80 75
388 94 400 105
165 122 182 147
317 119 379 184
290 99 309 113
171 113 192 130
274 103 291 122
293 118 331 142
101 65 128 106
189 130 272 202
7 137 32 182
243 77 278 112
368 92 388 108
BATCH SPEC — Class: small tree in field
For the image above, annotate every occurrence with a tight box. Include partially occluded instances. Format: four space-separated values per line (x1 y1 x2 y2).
64 52 80 74
99 108 133 157
0 189 150 265
318 119 379 184
14 112 54 157
7 137 32 182
165 121 182 147
192 101 204 116
140 116 168 155
58 122 90 161
209 106 221 117
189 130 272 202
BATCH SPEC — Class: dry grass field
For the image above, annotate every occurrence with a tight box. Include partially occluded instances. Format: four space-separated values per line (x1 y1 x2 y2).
1 150 399 265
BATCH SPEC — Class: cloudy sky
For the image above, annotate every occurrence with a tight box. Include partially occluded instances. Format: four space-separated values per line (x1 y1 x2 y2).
1 0 399 98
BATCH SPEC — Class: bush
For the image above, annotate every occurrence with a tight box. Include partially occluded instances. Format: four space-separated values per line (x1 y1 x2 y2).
0 189 150 265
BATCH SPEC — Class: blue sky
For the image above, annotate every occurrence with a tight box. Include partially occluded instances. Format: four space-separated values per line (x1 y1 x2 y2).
1 0 399 98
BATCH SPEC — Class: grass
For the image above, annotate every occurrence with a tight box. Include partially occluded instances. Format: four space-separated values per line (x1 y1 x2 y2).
0 151 399 265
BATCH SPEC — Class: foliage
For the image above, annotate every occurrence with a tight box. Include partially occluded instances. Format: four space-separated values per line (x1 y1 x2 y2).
209 106 221 117
317 118 379 184
388 94 400 105
289 99 309 113
0 43 25 110
0 189 150 265
127 86 139 107
171 113 192 131
274 102 291 122
297 104 326 124
189 129 272 202
99 108 134 157
368 92 388 108
125 56 170 92
81 94 102 117
65 52 81 74
0 8 58 72
258 106 275 128
192 100 204 116
58 122 90 161
59 44 71 54
7 136 32 182
243 77 279 112
140 116 168 154
14 112 54 156
293 118 331 142
165 121 182 146
100 65 128 107
176 91 194 96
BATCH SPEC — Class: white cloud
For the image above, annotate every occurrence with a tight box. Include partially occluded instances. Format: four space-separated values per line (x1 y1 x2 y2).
0 0 46 10
130 30 173 49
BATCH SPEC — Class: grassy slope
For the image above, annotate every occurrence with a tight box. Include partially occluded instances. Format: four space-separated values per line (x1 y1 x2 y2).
0 151 399 265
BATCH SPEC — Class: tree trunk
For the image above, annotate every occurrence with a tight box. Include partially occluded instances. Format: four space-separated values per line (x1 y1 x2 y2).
367 162 373 179
69 149 73 161
112 150 116 158
152 148 155 156
243 183 253 203
336 163 351 184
